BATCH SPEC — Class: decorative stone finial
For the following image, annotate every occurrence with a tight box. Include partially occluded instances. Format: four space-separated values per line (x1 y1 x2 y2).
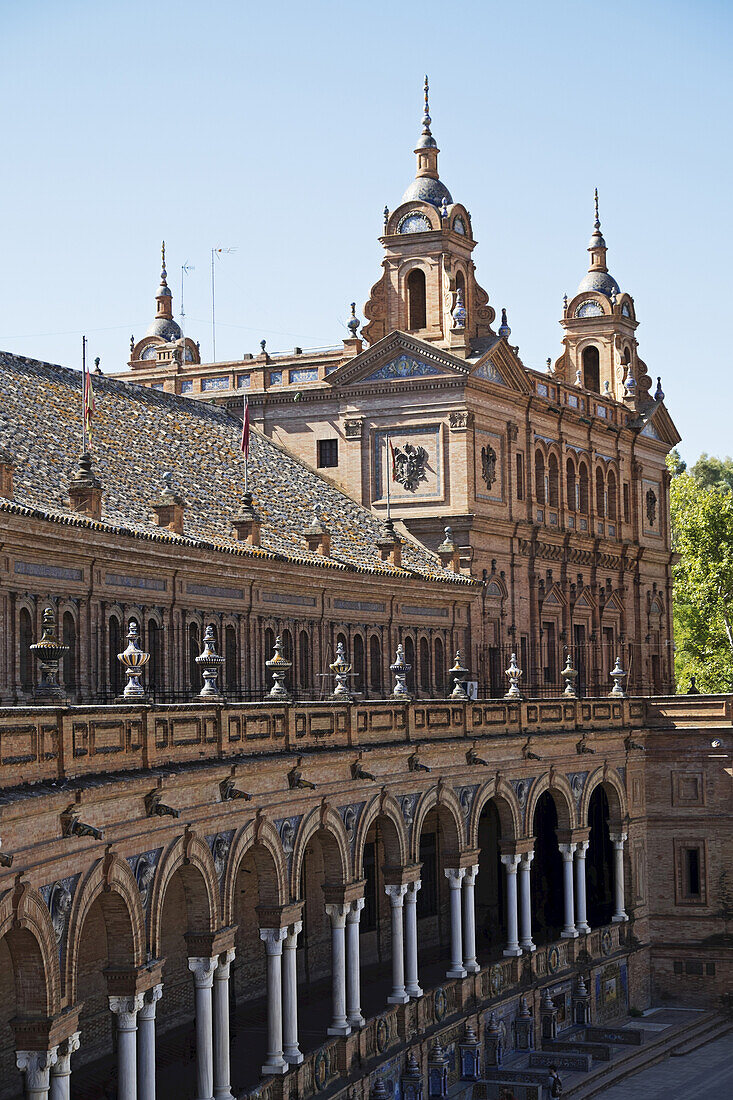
384 204 390 228
441 196 448 219
422 74 432 139
347 302 360 338
266 635 291 699
195 625 225 700
390 643 412 699
594 186 600 230
93 356 102 375
654 375 665 402
117 620 150 700
498 307 511 338
575 367 583 387
449 650 469 700
370 1078 389 1100
160 240 168 286
609 656 627 698
152 471 186 534
504 652 523 700
561 653 578 698
330 640 353 700
451 287 467 330
29 607 68 702
404 1051 421 1078
69 452 103 519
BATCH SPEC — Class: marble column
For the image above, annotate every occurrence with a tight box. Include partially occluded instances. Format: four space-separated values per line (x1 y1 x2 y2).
213 950 236 1098
574 840 591 933
385 885 409 1003
109 994 144 1100
283 921 304 1062
462 865 480 974
187 957 217 1100
501 854 522 956
559 843 578 938
16 1050 58 1100
610 832 629 922
445 868 467 978
259 930 288 1075
518 851 536 951
346 900 366 1027
138 986 162 1100
404 879 423 997
50 1032 80 1100
325 904 351 1036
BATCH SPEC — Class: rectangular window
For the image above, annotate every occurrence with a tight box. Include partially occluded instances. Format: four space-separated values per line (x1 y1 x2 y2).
317 439 339 468
417 833 437 918
686 848 701 898
543 621 557 683
623 483 630 523
362 841 378 931
685 960 703 976
516 454 524 500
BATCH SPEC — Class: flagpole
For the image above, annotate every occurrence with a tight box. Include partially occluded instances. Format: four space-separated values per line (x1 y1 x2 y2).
242 395 250 496
386 433 391 521
81 335 88 453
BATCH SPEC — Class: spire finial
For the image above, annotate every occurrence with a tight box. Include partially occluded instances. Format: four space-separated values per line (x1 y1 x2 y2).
423 74 431 134
594 188 600 229
160 241 168 286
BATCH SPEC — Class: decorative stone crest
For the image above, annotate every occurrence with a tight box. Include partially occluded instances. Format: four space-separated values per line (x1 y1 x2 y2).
276 815 302 860
480 444 497 489
392 442 428 493
645 487 657 526
344 418 364 439
129 849 161 910
400 793 419 828
448 410 470 430
208 830 235 881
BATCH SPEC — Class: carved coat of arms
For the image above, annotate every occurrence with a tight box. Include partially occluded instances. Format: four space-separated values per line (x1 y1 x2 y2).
645 487 657 526
481 444 497 489
392 442 428 492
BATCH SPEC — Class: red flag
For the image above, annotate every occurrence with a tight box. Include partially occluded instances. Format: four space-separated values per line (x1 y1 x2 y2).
241 396 250 458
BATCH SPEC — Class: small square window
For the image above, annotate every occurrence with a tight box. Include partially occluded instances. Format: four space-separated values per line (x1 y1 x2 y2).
673 961 683 975
706 962 716 976
317 439 339 468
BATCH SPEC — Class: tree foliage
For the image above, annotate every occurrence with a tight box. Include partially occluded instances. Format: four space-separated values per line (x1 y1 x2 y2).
669 456 733 692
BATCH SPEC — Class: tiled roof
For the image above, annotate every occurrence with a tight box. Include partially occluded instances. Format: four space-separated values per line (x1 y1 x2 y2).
0 351 475 585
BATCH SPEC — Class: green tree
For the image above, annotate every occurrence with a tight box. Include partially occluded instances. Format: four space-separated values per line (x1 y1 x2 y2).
689 452 733 493
666 448 686 476
671 472 733 692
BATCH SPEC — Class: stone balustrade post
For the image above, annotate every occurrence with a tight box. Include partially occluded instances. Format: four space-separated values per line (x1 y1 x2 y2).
445 868 467 978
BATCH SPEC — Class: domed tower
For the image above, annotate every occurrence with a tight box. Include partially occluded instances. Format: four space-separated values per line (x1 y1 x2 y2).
361 78 495 356
554 192 651 407
129 243 200 369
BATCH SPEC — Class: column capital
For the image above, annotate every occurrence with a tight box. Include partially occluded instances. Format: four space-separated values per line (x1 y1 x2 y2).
260 927 288 954
610 831 628 847
108 993 144 1029
385 883 408 904
187 956 217 988
501 853 521 872
575 839 590 856
139 984 163 1021
558 842 577 859
463 864 480 885
519 850 535 868
16 1048 58 1087
52 1030 81 1075
405 879 422 899
444 867 466 887
346 897 365 922
325 902 349 927
284 920 303 946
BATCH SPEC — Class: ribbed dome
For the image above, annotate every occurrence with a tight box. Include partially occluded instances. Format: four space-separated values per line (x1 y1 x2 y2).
145 316 182 341
401 176 453 209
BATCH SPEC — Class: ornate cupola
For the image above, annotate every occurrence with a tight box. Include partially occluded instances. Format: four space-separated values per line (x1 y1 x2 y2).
361 78 495 355
128 242 200 370
554 191 651 406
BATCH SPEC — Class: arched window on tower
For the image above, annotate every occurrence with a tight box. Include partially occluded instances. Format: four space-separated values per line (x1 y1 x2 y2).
406 269 427 331
548 454 559 507
582 345 600 393
596 468 606 517
579 463 590 515
19 607 33 693
455 269 467 327
566 458 577 512
534 451 546 505
603 470 611 521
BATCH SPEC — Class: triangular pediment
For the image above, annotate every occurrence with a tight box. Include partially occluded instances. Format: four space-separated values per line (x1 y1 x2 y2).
326 332 471 388
636 401 681 448
469 339 533 394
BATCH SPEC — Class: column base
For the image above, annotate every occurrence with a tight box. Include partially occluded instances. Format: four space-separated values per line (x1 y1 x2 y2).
464 960 481 974
261 1058 288 1077
406 984 423 998
387 992 410 1005
214 1091 237 1100
612 913 628 923
520 941 536 952
327 1023 351 1037
503 946 522 957
283 1049 304 1065
561 929 579 939
347 1014 366 1029
576 922 591 934
446 965 467 978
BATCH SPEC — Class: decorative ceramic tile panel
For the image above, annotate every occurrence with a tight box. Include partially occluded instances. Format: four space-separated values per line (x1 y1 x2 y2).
472 359 506 385
201 377 230 392
290 368 318 384
362 354 442 382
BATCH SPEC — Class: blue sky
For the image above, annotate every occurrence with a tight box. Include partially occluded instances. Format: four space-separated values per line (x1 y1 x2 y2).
1 0 730 463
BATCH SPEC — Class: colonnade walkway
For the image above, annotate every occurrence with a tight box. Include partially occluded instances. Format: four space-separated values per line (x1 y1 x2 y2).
65 949 451 1099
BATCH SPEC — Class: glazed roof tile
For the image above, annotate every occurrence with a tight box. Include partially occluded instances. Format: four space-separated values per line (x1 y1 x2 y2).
0 351 474 585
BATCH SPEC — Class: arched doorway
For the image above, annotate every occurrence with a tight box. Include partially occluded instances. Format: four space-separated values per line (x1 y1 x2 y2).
587 787 614 927
475 801 506 959
531 791 564 944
